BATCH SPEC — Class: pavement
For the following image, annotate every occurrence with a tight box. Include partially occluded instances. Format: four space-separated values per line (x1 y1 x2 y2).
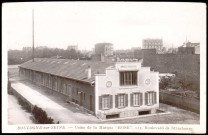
8 94 34 125
11 82 99 124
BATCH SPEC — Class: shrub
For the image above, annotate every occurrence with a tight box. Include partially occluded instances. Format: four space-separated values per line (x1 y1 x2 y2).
32 105 54 124
17 97 31 112
159 77 171 90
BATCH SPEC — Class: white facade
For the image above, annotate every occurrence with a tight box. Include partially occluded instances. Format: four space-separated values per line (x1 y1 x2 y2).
95 62 159 119
195 45 200 54
142 39 163 51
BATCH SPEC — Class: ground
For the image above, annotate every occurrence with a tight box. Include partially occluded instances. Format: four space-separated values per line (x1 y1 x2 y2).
7 65 200 124
8 94 34 125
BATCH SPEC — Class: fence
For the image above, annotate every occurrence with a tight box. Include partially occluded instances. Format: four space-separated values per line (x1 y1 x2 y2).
159 91 200 113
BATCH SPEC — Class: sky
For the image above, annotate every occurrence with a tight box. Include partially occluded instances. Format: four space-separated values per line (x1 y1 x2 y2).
3 2 206 51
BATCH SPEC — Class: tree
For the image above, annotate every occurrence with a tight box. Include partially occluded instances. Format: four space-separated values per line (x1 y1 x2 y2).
159 77 171 90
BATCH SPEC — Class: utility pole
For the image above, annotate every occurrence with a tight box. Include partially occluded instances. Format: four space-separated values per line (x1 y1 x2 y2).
185 35 187 47
32 9 35 62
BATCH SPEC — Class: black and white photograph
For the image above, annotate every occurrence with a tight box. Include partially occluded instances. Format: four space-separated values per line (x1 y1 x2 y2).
2 2 206 133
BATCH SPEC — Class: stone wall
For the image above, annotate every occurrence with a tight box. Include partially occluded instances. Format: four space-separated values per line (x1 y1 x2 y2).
138 49 200 91
159 90 200 113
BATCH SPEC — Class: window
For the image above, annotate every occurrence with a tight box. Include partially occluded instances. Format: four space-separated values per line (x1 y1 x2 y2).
115 94 128 108
99 95 113 110
52 76 57 91
41 73 43 85
72 87 75 94
83 93 85 100
120 71 137 86
63 83 66 95
76 88 78 96
145 92 157 105
67 84 72 96
58 79 63 93
49 75 51 88
131 93 143 106
102 96 109 109
118 94 125 107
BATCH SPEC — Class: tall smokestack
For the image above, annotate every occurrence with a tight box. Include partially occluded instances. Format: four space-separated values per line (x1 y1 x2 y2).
32 9 35 62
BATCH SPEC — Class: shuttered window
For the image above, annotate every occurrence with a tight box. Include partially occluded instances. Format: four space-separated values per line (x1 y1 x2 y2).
118 94 125 107
131 93 143 106
145 91 157 105
103 96 108 109
99 95 113 110
120 71 137 86
115 94 128 108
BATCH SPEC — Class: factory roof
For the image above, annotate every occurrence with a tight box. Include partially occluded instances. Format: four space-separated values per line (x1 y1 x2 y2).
19 58 114 84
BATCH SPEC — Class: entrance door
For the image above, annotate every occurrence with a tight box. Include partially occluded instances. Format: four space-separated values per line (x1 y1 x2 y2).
80 92 83 106
90 95 93 111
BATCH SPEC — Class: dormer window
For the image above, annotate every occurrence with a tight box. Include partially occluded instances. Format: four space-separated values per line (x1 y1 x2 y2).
120 71 137 86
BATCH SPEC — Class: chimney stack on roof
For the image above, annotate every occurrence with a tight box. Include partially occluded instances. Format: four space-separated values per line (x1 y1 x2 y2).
87 65 91 79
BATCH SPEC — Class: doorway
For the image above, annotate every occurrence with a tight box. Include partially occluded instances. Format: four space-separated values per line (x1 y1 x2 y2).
80 92 83 106
90 95 93 111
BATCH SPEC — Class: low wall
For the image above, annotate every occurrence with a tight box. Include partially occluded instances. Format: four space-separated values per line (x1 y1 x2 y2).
159 91 200 113
9 86 34 112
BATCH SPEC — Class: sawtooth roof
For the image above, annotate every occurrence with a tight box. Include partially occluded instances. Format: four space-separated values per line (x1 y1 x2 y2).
19 58 114 84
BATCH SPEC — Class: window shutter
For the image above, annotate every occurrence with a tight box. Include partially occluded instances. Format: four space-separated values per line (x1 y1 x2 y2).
99 96 102 110
153 92 157 104
130 93 133 106
139 93 143 105
109 95 113 109
125 94 128 107
115 95 118 108
145 92 148 105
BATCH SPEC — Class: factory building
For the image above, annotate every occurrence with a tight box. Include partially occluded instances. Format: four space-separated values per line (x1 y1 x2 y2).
19 58 159 120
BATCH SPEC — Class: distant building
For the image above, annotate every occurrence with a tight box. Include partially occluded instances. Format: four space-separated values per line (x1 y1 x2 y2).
178 41 200 54
185 42 200 48
22 47 32 52
95 43 113 56
67 45 78 51
186 42 200 54
36 46 48 50
91 54 114 63
195 45 200 54
167 48 178 54
115 49 135 60
131 47 141 51
134 49 144 60
142 39 163 52
177 47 195 54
